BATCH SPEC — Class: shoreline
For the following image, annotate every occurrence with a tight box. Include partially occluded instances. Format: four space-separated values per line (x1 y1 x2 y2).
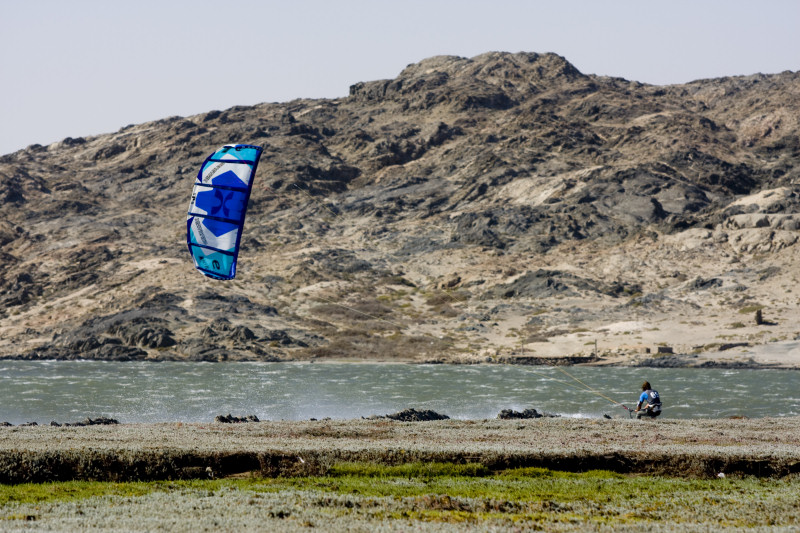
2 351 800 369
2 417 799 483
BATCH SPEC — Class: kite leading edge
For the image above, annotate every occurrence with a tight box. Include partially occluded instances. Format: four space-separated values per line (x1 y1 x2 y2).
186 144 263 280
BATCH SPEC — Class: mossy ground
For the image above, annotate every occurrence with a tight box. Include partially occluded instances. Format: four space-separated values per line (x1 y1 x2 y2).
2 463 799 530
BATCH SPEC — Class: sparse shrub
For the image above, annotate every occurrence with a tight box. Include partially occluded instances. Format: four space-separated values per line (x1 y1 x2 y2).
382 275 416 288
310 300 395 324
424 289 471 307
433 304 460 318
376 290 408 302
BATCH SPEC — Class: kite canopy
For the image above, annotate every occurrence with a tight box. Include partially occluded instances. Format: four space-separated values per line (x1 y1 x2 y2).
186 144 262 280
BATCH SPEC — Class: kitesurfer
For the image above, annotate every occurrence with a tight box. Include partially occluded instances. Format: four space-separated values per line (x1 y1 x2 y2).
635 381 661 419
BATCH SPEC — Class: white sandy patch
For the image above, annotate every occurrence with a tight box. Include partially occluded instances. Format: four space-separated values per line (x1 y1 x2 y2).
124 257 182 271
702 340 800 367
595 321 649 334
295 280 345 295
729 187 793 209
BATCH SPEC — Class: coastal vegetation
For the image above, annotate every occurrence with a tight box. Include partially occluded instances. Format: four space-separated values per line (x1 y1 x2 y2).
2 417 799 529
2 463 799 530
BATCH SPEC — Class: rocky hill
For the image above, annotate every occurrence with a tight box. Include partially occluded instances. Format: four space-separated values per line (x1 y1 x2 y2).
2 51 800 365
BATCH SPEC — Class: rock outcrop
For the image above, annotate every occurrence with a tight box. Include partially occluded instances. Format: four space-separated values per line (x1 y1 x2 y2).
1 51 800 362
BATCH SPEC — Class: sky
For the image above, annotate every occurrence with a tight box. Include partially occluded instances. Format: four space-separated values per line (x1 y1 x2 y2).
2 0 799 156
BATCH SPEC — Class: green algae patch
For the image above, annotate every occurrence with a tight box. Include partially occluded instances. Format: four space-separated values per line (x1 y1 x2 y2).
0 478 234 507
0 480 153 506
328 461 491 478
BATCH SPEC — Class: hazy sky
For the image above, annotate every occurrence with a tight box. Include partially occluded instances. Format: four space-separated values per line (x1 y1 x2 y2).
2 0 799 156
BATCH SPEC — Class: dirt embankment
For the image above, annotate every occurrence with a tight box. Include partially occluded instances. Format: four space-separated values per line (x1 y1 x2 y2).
2 417 799 483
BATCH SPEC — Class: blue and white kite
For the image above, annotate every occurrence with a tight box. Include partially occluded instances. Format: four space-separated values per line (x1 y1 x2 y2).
186 144 262 280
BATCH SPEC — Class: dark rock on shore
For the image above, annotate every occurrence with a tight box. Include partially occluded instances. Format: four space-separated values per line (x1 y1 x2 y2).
22 340 148 361
634 354 700 368
500 355 600 366
178 339 229 362
634 353 776 369
497 408 559 419
49 417 119 427
698 358 772 369
382 408 450 421
214 414 260 423
1 417 119 427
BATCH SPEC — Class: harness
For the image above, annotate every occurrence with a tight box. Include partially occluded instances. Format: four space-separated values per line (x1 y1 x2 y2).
644 390 661 412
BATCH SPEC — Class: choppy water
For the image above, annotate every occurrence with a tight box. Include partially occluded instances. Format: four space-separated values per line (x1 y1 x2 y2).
1 361 797 424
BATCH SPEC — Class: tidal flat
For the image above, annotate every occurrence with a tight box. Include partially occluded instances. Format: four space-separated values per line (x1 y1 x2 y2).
1 418 800 530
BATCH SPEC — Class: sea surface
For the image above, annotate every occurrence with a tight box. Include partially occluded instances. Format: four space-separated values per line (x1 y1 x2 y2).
1 361 798 424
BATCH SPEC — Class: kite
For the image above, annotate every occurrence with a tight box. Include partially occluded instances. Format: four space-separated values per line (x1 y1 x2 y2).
186 144 262 280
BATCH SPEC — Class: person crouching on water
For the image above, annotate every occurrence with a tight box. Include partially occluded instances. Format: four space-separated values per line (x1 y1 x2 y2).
635 381 662 419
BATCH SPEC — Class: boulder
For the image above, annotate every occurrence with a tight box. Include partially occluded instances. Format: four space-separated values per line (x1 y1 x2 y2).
383 408 450 421
214 414 260 423
497 408 558 419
